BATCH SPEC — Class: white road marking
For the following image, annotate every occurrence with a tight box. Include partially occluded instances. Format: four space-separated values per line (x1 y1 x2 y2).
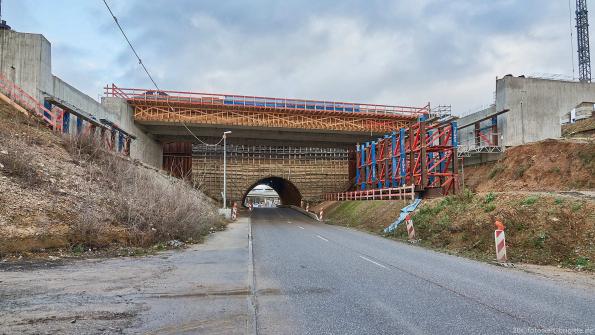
316 234 328 242
298 226 305 230
359 255 387 269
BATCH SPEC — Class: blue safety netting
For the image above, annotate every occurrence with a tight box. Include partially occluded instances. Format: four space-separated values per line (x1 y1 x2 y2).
383 198 422 233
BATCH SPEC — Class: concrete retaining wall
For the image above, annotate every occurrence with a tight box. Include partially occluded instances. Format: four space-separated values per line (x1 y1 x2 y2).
0 30 52 103
101 97 162 168
0 29 162 168
495 76 595 146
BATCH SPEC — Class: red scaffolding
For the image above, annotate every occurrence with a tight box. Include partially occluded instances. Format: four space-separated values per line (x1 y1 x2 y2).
351 118 459 197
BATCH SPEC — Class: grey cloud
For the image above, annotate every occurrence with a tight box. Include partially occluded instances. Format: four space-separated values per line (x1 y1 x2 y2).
50 0 579 114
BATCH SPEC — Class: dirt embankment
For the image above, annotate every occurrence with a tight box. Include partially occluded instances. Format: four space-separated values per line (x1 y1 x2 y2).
321 201 406 233
322 138 595 271
405 191 594 270
321 193 594 271
562 117 595 138
0 99 224 259
465 139 594 192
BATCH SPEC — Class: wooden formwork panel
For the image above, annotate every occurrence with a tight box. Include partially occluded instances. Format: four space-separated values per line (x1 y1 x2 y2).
133 105 412 133
192 157 349 202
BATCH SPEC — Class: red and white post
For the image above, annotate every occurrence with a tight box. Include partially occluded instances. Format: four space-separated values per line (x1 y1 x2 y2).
406 215 416 240
494 221 507 262
319 209 324 221
248 202 253 212
231 202 238 221
305 203 309 212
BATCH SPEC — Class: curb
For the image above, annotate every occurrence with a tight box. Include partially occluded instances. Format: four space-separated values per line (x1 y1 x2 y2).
281 205 320 221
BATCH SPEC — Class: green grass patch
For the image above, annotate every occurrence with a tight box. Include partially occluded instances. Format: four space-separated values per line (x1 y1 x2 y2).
484 192 496 204
520 195 539 206
483 203 496 213
576 257 593 270
571 202 584 212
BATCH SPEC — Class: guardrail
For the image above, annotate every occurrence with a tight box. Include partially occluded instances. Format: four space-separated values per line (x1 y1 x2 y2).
104 84 429 118
0 73 56 128
324 185 415 201
457 131 503 156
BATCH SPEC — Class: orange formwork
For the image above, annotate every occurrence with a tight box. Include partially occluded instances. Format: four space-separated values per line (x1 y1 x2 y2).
104 85 429 133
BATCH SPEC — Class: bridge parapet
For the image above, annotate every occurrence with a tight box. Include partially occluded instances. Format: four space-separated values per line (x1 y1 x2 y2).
105 84 427 133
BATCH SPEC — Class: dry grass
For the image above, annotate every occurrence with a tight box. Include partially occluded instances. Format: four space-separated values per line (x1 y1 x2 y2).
0 130 45 187
0 150 44 186
404 190 595 270
62 133 106 163
63 133 223 249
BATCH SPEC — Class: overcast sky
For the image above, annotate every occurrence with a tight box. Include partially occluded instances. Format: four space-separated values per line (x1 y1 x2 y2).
3 0 587 115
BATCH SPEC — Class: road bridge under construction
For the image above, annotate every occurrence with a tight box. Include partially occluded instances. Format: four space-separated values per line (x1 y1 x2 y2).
104 85 434 205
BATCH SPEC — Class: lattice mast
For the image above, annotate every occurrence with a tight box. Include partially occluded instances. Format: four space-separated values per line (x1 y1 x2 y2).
576 0 592 82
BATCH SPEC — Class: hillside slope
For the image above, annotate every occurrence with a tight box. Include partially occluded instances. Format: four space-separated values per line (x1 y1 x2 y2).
465 139 594 192
0 98 222 258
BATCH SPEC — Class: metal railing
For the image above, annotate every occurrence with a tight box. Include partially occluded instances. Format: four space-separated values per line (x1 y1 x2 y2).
0 73 55 128
457 132 503 156
104 84 429 118
325 185 415 201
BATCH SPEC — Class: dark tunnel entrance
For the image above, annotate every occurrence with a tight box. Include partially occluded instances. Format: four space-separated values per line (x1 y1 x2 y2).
242 177 302 207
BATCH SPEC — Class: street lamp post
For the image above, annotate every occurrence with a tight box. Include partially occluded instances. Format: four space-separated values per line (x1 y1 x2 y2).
222 131 232 209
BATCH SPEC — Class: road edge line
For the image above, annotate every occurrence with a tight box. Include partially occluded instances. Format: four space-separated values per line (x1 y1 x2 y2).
247 219 258 335
359 255 388 269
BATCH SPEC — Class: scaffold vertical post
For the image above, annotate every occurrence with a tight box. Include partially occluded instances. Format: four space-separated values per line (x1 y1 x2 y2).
391 131 397 187
399 128 406 186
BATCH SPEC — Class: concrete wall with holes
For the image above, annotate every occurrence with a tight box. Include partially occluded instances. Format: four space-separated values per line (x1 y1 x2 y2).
0 29 162 168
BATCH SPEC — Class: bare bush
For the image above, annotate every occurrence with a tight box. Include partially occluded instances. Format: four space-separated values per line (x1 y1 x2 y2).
107 156 221 245
62 133 106 163
64 137 222 248
69 208 114 249
0 148 44 186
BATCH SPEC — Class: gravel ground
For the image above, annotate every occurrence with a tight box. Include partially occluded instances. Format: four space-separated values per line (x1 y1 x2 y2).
0 220 252 335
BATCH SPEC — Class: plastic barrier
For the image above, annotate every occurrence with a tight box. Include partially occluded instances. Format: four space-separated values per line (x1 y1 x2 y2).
494 220 507 262
384 198 422 233
231 202 238 221
406 215 416 240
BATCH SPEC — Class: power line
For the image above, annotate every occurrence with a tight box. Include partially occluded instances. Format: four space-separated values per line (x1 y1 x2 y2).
100 0 223 146
101 0 159 91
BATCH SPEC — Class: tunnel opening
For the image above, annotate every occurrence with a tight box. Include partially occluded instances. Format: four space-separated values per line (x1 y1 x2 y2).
242 177 302 207
244 184 281 208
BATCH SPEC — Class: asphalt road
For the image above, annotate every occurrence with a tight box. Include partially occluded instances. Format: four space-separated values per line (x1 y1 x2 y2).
1 208 594 334
250 208 595 335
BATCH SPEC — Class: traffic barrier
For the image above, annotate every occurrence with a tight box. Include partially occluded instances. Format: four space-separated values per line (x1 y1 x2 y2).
319 209 323 221
383 198 422 233
305 203 309 212
248 202 253 212
231 202 238 221
406 215 415 240
494 220 507 262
